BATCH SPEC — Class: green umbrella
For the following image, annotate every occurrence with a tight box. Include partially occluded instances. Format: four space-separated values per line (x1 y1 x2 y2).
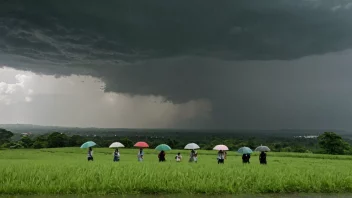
80 141 97 149
155 144 172 151
237 147 253 154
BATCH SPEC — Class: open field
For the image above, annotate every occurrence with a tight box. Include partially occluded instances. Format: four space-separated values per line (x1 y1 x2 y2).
1 148 352 196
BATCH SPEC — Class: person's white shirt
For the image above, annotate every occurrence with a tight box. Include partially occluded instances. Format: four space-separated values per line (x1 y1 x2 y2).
175 154 182 162
218 152 224 160
193 151 198 161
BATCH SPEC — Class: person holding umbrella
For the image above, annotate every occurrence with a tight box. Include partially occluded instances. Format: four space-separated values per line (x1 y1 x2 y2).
259 151 267 165
193 149 198 163
155 144 171 162
189 149 198 163
189 150 194 162
158 150 166 162
109 142 124 162
113 149 120 162
238 147 253 164
217 150 225 164
213 144 229 164
184 143 200 163
255 145 270 165
134 141 149 162
80 141 97 162
88 147 93 161
242 153 250 164
137 148 144 162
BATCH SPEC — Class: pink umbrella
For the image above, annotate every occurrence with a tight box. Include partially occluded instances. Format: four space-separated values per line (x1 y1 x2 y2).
213 144 229 151
134 141 149 148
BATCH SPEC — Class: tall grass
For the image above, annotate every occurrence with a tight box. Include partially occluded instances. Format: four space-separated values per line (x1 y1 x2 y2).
0 148 352 195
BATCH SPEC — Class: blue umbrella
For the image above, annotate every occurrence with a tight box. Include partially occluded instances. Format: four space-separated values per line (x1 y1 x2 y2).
80 141 97 149
237 147 253 154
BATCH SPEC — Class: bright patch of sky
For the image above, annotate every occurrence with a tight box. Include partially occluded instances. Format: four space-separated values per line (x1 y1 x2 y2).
0 67 211 128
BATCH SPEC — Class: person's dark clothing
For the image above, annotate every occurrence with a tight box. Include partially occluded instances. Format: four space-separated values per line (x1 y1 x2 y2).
242 154 250 164
158 152 166 162
87 150 93 161
259 152 267 164
113 151 120 162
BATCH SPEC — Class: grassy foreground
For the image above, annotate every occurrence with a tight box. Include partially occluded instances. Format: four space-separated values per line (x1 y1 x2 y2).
0 148 352 195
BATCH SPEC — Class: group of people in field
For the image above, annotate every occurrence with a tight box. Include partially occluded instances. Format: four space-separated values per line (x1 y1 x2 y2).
110 147 199 163
211 150 267 165
156 149 198 163
86 147 267 165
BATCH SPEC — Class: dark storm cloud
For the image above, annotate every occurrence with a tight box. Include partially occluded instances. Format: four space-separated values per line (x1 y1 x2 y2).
1 0 352 129
101 57 352 129
2 0 352 65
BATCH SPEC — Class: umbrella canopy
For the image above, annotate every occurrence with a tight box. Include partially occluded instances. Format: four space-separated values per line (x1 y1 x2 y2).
109 142 125 148
80 141 96 149
134 141 149 148
213 144 229 151
184 143 200 150
255 145 270 152
155 144 172 151
238 147 253 154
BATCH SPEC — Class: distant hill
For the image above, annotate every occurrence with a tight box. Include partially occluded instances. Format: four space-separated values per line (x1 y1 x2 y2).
0 124 137 134
1 124 351 139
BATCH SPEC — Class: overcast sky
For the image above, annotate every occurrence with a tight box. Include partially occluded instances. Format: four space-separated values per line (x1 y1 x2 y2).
1 0 352 129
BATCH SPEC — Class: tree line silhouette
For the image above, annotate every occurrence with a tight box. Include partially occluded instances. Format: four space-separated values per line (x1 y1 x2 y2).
1 128 351 155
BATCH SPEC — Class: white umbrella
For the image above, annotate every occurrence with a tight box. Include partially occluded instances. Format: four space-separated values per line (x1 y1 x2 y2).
255 145 270 152
184 143 200 150
213 144 229 151
109 142 125 148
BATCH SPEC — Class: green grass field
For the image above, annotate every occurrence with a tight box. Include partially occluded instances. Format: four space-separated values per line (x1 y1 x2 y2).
0 148 352 196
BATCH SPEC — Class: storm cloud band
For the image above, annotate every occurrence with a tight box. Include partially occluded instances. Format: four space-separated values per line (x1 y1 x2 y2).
1 0 352 129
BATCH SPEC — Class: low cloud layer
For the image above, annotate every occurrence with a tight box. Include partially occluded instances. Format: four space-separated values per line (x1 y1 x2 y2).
1 0 352 129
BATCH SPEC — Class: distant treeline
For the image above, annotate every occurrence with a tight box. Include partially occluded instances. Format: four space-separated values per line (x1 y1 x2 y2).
1 128 351 155
4 124 352 138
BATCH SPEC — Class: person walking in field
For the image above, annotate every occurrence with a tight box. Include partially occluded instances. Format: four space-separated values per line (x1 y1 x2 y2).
175 152 182 162
189 149 198 163
137 148 144 162
193 149 198 163
158 150 166 162
189 150 194 162
217 150 225 164
242 153 250 164
113 149 120 162
87 147 93 161
259 151 267 165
